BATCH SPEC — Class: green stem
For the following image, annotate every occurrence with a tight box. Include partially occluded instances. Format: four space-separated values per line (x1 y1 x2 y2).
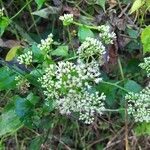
26 0 40 37
15 133 19 150
117 57 125 80
67 27 75 55
104 109 120 112
117 56 129 150
10 0 32 20
101 81 129 93
31 64 42 76
72 21 101 31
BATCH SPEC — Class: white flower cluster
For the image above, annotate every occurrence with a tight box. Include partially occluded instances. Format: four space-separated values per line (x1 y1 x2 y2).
59 14 73 26
17 51 32 66
0 8 4 17
77 37 106 65
15 75 30 93
39 61 105 124
56 89 106 124
125 84 150 122
37 33 53 52
98 25 116 44
139 57 150 77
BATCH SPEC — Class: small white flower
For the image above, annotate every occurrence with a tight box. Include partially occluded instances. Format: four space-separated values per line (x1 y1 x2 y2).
59 14 74 26
0 8 4 17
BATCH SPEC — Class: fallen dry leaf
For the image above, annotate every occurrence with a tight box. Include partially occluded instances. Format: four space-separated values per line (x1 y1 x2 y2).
0 39 25 49
63 6 80 17
108 0 117 8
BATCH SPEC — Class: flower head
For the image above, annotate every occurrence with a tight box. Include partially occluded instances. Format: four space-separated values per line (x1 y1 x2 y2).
38 61 105 124
98 25 116 44
15 75 30 94
139 57 150 77
78 37 106 65
37 33 53 53
59 14 74 26
17 51 32 66
126 84 150 122
56 89 106 124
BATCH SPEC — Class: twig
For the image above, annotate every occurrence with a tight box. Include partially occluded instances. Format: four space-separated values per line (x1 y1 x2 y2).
53 136 72 150
104 136 134 150
86 136 110 149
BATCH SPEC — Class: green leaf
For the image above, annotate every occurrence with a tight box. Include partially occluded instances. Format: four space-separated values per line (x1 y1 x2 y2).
0 17 10 36
32 6 61 19
78 26 94 42
0 110 22 137
0 67 16 91
51 45 68 57
134 122 150 136
95 0 106 10
14 95 35 118
5 46 21 61
29 136 43 150
42 100 55 113
26 93 40 105
32 44 44 62
13 22 35 43
97 81 117 107
141 26 150 53
146 0 150 8
124 80 142 93
130 0 144 14
15 97 28 118
126 28 139 39
122 0 131 4
0 142 5 150
35 0 45 8
11 95 39 128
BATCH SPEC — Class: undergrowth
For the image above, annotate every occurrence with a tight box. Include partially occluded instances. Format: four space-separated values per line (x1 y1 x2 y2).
0 0 150 150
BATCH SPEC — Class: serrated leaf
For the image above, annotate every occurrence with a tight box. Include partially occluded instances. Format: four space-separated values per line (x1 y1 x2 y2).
141 26 150 53
78 26 94 42
32 6 61 19
51 45 68 57
5 46 21 61
124 80 142 93
35 0 45 8
95 0 106 10
130 0 144 14
0 110 22 137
